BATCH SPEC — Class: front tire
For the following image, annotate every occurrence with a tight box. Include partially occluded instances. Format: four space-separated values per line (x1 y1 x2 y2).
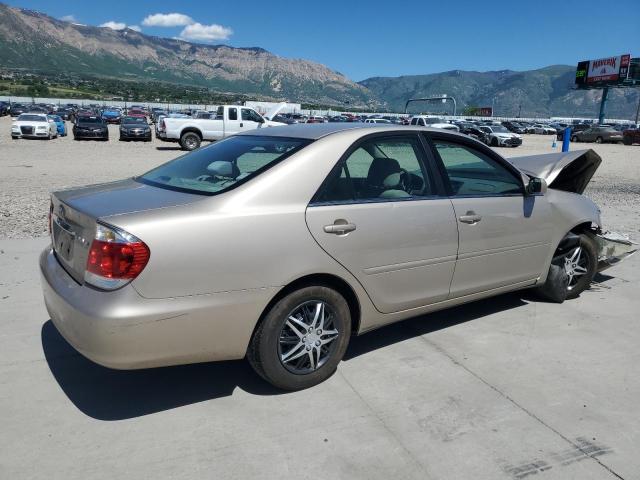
491 137 499 147
247 286 351 390
595 137 603 144
571 136 578 142
564 233 598 299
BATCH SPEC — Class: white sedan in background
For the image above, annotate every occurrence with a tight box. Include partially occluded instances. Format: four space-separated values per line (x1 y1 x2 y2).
531 124 556 135
479 125 523 147
11 113 58 140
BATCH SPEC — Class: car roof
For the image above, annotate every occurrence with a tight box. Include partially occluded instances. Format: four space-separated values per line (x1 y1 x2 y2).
236 123 465 140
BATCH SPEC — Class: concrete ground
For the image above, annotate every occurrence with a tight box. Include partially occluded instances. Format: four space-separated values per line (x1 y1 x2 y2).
1 119 639 479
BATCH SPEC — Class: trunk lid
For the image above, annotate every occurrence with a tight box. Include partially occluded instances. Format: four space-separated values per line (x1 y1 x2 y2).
50 178 204 283
507 149 601 194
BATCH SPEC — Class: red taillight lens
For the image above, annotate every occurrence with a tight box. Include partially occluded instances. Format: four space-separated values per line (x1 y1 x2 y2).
87 240 149 279
84 224 149 290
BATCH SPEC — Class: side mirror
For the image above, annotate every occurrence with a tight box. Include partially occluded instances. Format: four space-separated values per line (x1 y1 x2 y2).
206 161 234 178
525 177 547 195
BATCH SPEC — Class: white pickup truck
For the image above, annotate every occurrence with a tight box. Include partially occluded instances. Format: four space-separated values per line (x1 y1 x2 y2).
157 104 286 150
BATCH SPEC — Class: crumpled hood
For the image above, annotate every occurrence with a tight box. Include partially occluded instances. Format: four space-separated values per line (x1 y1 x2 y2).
507 149 601 194
263 102 287 121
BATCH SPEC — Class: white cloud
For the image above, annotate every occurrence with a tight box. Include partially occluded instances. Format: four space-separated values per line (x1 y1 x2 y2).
179 22 232 42
100 21 127 30
142 13 194 27
60 14 76 22
129 25 142 32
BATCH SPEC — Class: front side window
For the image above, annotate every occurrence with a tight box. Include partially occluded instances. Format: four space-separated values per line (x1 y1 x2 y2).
139 135 309 195
432 141 523 196
317 136 433 203
242 109 263 123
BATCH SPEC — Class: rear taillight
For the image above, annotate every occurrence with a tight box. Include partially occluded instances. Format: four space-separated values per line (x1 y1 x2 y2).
84 224 150 290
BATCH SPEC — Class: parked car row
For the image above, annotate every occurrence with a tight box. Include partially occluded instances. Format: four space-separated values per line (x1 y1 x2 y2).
9 110 152 142
5 101 638 148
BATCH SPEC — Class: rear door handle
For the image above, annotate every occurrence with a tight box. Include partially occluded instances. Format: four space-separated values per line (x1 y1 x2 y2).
458 211 482 224
323 221 356 235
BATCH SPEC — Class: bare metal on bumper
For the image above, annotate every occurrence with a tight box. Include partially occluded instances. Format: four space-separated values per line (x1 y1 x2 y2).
592 232 638 272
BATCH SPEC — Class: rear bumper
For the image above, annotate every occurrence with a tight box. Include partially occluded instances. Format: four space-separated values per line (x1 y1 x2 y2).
156 132 177 142
40 247 277 369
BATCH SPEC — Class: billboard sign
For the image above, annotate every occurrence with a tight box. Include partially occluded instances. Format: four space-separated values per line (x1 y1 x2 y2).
576 54 631 86
466 106 492 116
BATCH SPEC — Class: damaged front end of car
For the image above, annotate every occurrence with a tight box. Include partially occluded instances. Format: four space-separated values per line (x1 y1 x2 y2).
591 231 638 272
509 148 637 276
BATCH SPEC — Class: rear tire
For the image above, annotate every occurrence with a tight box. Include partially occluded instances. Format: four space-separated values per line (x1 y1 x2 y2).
247 286 351 390
180 132 201 151
623 137 632 145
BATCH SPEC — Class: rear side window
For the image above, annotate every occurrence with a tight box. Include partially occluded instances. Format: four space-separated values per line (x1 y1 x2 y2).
432 141 523 196
139 135 309 195
316 136 433 203
228 108 238 121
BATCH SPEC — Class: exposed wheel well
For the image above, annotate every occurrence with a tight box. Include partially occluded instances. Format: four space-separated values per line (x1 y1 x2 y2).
181 128 202 139
251 274 362 347
570 221 599 235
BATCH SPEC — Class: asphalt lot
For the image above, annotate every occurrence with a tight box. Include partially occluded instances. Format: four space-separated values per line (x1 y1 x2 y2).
1 118 639 479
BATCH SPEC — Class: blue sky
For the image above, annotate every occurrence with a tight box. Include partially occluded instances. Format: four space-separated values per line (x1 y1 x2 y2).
5 0 639 80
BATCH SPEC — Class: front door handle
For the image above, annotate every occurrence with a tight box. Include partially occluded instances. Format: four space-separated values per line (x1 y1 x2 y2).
458 211 482 224
323 220 356 235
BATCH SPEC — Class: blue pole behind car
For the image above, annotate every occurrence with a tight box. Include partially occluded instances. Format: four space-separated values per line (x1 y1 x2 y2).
562 127 571 152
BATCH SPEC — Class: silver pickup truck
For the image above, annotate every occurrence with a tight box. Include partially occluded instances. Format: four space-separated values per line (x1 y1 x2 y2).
157 104 286 150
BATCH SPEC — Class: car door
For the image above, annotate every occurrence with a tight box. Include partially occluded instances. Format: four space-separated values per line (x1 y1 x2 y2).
224 107 242 135
241 108 263 132
581 128 594 142
428 135 553 297
305 133 459 314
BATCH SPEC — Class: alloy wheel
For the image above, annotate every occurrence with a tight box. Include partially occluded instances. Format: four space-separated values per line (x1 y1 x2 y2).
278 301 340 374
564 246 589 291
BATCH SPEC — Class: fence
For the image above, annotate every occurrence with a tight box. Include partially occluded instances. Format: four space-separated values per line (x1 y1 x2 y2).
0 95 634 124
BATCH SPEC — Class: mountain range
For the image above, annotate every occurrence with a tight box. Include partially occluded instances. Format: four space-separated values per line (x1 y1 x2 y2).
0 3 637 118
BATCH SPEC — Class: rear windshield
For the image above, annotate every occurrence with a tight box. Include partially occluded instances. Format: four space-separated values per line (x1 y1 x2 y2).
138 135 310 195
